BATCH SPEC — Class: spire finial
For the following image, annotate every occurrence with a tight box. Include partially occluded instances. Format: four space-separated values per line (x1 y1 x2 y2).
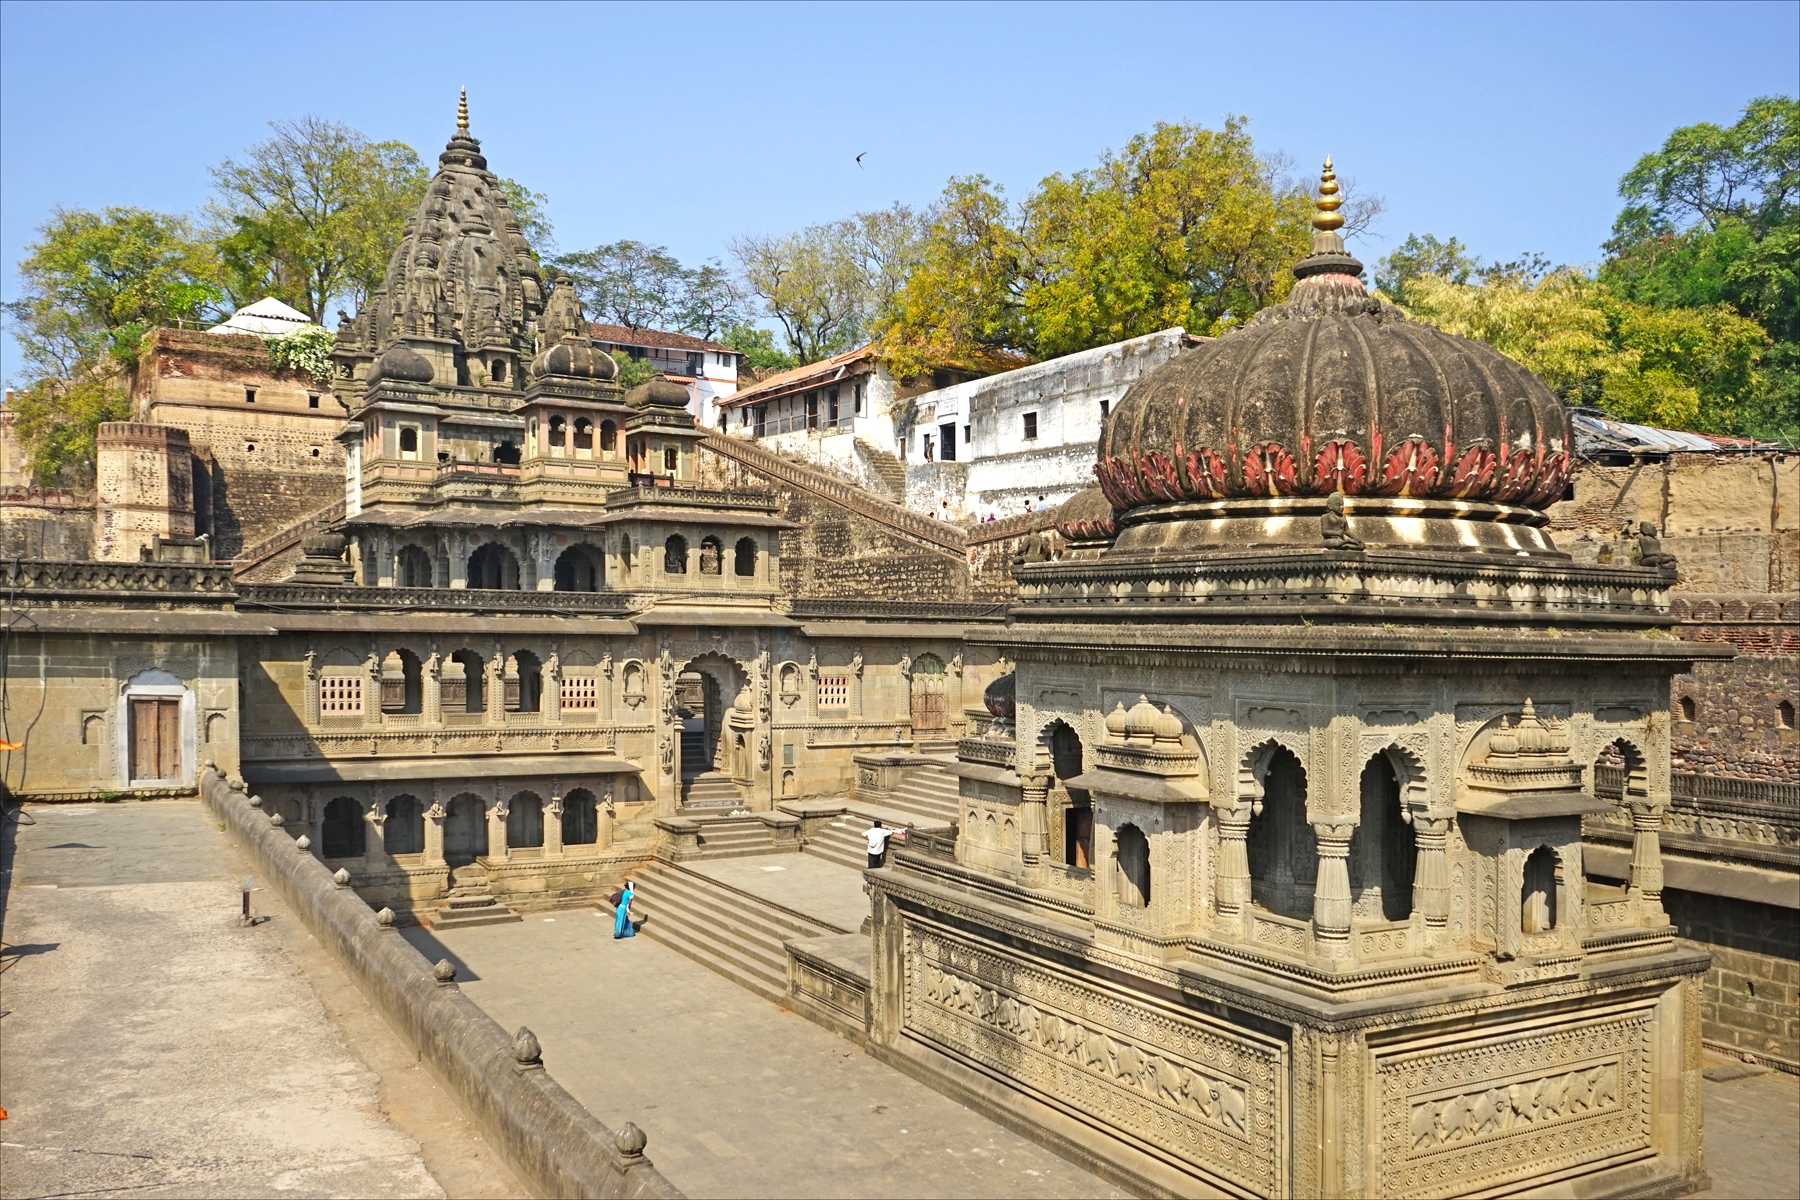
1312 156 1344 233
457 88 469 134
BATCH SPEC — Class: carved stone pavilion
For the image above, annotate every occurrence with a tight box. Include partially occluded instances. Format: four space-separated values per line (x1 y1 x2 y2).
866 161 1715 1197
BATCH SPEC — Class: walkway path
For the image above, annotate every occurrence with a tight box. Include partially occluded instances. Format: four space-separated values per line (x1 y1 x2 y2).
0 801 514 1199
406 911 1122 1199
685 853 871 932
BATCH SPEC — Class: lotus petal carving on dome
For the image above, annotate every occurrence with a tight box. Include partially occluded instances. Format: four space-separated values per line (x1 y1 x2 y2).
1312 440 1367 495
1242 443 1300 496
1371 438 1441 498
1182 446 1230 498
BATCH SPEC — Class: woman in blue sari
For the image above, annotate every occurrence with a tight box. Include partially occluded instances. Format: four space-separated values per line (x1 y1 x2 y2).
613 878 636 939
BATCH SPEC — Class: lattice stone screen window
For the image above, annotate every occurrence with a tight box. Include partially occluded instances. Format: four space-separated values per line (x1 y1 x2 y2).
319 675 365 716
562 674 598 710
819 674 849 709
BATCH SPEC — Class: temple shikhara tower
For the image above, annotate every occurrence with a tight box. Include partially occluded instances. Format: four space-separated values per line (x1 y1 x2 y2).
867 161 1715 1197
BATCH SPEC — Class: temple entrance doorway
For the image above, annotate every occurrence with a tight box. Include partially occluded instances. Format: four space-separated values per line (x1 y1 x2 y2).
444 793 488 865
676 653 749 808
910 655 946 734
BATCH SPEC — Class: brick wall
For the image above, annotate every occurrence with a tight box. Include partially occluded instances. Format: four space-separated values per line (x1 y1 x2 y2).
1662 887 1799 1068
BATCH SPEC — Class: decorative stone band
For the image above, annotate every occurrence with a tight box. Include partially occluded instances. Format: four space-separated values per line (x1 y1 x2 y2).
1096 435 1571 512
197 765 681 1200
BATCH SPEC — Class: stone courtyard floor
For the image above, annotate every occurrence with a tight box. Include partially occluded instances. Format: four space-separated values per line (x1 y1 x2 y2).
406 910 1123 1199
0 801 518 1199
2 800 1794 1200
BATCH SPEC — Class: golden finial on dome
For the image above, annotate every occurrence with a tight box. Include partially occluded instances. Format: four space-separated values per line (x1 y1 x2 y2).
1313 156 1344 233
457 88 469 133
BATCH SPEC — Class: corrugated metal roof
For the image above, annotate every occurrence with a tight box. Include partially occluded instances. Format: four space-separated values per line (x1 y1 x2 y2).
1570 411 1762 456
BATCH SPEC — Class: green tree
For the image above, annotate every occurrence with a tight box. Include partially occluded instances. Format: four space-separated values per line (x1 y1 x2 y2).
1402 270 1767 431
879 120 1374 372
720 323 798 376
208 116 427 321
610 350 661 389
4 206 222 377
496 178 555 258
1374 233 1479 305
556 240 689 330
2 206 221 483
1602 96 1799 442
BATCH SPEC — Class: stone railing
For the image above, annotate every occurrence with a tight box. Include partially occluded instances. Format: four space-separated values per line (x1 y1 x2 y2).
236 583 636 615
965 509 1053 547
897 828 958 863
782 598 1009 622
606 481 779 513
233 498 346 576
956 737 1016 769
1591 767 1800 869
198 766 681 1199
3 558 238 601
701 431 967 557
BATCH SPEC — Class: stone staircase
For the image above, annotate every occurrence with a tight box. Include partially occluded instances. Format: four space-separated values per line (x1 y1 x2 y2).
430 864 521 930
691 816 781 859
877 760 962 826
856 439 906 501
804 818 875 871
681 771 743 810
600 864 840 1003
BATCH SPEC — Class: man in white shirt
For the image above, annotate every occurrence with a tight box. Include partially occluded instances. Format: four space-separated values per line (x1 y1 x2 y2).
864 820 904 869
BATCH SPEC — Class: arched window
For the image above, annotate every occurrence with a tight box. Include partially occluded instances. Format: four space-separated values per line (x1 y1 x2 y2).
397 544 434 588
1247 746 1313 920
1044 720 1091 868
574 419 593 451
493 440 521 465
1779 699 1795 729
548 416 566 449
699 536 723 575
600 420 617 452
507 791 545 848
1677 695 1696 722
1115 823 1150 907
553 545 602 592
384 795 424 854
1351 754 1414 921
734 537 757 577
379 649 423 714
510 649 543 713
322 797 366 859
664 534 688 575
468 543 521 590
447 649 485 713
1522 845 1558 932
399 426 418 456
562 788 598 846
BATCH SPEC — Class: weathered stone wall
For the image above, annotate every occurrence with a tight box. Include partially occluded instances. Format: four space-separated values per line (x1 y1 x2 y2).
133 329 347 557
1669 641 1799 783
94 423 195 561
0 489 94 559
1663 887 1799 1069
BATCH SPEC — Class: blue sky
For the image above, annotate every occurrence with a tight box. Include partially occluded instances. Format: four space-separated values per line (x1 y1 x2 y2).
2 0 1795 381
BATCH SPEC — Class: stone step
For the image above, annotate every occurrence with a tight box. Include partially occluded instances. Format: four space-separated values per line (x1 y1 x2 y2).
445 893 501 910
431 899 522 929
805 820 874 872
601 864 836 1004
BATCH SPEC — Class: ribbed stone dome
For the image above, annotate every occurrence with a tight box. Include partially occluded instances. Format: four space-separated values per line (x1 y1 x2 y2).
366 343 434 387
625 378 691 410
532 338 615 380
1096 163 1571 517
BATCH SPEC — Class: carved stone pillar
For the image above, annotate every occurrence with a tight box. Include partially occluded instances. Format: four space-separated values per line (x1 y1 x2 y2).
1627 795 1668 917
600 655 615 722
544 791 565 859
486 654 505 722
423 652 441 724
598 785 616 850
545 657 561 721
363 653 382 728
488 785 510 862
1412 816 1452 929
303 651 320 725
503 655 521 712
1312 822 1355 952
1215 802 1253 922
423 796 446 868
1020 773 1050 866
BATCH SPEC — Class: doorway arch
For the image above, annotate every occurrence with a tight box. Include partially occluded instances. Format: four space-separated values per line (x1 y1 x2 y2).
444 793 488 865
910 654 947 734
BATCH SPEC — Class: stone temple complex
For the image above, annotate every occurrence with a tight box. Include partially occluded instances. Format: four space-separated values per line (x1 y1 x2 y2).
3 107 1793 1198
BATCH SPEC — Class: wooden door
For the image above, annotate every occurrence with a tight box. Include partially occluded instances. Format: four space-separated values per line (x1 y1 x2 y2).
129 698 180 781
910 658 947 733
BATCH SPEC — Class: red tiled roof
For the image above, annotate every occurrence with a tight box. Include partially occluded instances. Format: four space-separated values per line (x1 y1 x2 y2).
588 323 734 355
719 346 876 408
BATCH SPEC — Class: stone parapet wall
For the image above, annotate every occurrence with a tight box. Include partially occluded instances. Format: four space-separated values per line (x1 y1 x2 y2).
198 766 683 1199
1662 888 1799 1071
